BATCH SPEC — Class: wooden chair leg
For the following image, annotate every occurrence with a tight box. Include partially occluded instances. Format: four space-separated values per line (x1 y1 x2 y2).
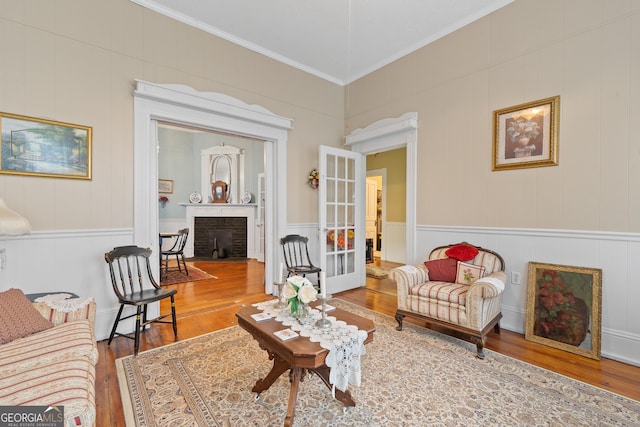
170 295 178 337
181 254 189 275
134 306 143 356
108 305 125 345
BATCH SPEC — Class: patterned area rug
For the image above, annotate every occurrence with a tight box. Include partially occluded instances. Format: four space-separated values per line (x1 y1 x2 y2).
365 265 389 279
116 300 640 426
160 264 216 286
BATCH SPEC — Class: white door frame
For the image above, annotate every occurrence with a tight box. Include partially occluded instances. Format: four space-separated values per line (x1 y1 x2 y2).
133 81 292 294
345 112 418 263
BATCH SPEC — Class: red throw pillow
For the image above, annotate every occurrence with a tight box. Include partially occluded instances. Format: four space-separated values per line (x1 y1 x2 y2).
445 244 479 261
424 258 458 282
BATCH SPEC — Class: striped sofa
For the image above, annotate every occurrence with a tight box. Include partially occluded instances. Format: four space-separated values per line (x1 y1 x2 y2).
390 243 506 359
0 298 98 426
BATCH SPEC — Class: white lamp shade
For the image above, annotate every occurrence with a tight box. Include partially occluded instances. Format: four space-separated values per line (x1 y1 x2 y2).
0 198 31 236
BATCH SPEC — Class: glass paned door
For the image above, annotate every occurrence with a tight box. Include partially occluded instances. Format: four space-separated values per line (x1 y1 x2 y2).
319 145 365 294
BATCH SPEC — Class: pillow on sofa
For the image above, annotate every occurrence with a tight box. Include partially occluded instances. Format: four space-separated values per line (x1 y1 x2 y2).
0 288 54 345
424 258 458 282
445 244 479 261
455 261 486 285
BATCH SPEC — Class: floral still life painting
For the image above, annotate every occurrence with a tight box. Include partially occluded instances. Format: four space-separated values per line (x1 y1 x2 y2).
493 96 559 171
525 262 602 360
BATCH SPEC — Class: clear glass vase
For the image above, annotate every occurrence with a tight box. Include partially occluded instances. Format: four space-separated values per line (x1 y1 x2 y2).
291 302 311 323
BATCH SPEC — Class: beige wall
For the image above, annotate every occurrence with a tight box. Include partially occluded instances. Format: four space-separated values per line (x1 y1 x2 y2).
366 148 406 222
0 0 344 228
347 0 640 233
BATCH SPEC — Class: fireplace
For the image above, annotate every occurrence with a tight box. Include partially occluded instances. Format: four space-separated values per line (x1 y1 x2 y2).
183 203 257 259
194 217 247 259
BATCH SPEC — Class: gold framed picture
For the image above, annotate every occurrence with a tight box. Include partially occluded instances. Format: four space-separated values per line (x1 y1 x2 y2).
492 96 559 171
525 262 602 360
0 112 92 179
158 179 173 194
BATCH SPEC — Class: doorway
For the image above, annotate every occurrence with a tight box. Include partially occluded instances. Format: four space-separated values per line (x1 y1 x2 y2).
365 148 406 264
345 112 418 265
366 171 384 260
157 123 266 263
133 81 292 296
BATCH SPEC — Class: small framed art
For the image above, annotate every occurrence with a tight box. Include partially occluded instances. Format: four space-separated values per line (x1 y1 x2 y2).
158 179 173 194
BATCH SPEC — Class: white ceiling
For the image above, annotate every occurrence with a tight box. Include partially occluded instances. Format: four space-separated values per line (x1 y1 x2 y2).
131 0 513 86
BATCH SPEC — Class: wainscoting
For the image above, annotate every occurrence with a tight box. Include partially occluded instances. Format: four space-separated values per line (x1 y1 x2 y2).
415 225 640 367
286 223 640 366
1 224 638 366
0 228 135 341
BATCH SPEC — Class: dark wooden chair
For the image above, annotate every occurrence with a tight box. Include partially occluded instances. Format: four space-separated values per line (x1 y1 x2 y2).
105 245 178 356
280 234 321 287
161 228 189 277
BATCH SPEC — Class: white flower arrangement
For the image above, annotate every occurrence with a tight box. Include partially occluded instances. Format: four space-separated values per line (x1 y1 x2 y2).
282 275 318 315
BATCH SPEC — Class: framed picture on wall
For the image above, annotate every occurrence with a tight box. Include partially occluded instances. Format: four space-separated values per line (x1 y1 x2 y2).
158 179 173 194
492 96 560 171
525 262 602 360
0 112 92 179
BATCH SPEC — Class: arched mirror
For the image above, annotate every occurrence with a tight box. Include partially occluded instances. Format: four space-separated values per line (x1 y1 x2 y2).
201 144 245 204
210 154 232 202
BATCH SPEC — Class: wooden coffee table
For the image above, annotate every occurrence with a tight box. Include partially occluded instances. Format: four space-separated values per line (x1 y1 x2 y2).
236 304 375 427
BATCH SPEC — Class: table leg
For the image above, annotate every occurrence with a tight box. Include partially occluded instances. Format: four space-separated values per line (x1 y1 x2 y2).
251 354 290 394
284 367 303 427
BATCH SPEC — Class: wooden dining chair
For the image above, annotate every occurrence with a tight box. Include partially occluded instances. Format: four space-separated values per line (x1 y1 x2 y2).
104 245 178 356
280 234 322 287
161 228 189 277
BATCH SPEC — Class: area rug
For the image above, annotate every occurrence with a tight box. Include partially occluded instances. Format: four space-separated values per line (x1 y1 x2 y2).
160 264 216 286
365 265 389 279
116 300 640 427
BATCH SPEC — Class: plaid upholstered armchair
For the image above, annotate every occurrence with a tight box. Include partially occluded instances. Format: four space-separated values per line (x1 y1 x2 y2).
390 242 506 359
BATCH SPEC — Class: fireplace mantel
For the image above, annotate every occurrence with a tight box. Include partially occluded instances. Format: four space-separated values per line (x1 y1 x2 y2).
181 203 257 258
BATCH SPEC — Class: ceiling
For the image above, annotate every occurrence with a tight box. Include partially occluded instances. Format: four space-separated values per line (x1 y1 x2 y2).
131 0 513 86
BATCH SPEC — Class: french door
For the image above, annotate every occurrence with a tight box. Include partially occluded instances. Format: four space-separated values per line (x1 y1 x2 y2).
319 145 365 294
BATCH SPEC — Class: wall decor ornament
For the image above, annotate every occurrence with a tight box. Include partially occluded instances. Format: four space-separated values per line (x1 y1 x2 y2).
0 112 92 179
525 262 602 360
307 168 319 189
492 96 559 171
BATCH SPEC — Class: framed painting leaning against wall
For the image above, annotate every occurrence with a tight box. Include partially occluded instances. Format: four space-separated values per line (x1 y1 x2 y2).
525 262 602 360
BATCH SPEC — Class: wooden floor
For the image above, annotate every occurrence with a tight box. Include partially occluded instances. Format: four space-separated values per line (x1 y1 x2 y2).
96 259 640 426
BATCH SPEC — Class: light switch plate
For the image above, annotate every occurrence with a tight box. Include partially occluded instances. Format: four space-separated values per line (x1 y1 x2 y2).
511 271 521 285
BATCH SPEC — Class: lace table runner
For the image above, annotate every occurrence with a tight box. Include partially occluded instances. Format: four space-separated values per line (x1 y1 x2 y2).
253 300 368 395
